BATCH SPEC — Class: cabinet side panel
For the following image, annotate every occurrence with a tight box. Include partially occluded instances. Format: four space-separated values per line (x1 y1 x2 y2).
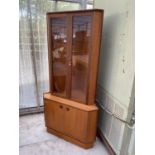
86 109 98 142
87 11 103 104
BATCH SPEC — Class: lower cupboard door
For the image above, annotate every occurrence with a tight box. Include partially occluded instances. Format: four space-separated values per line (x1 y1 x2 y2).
64 106 88 142
44 100 65 133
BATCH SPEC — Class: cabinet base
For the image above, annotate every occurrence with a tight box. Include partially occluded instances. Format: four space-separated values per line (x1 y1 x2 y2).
47 128 94 149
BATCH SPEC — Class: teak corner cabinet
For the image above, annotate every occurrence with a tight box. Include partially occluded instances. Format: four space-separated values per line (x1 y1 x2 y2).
44 9 104 149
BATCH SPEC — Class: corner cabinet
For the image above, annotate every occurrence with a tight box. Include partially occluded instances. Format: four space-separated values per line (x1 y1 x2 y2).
44 9 104 149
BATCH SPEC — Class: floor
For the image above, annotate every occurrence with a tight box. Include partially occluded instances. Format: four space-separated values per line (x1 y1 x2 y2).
19 113 110 155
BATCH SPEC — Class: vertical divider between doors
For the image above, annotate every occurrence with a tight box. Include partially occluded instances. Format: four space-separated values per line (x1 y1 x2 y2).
66 15 73 98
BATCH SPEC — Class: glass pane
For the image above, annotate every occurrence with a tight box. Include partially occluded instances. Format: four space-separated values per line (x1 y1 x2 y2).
57 1 80 11
87 4 93 9
71 16 92 103
19 1 38 108
19 0 55 109
51 18 68 97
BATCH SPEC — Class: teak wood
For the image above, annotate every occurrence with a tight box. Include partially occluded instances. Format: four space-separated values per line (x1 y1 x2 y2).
44 9 104 148
44 95 98 143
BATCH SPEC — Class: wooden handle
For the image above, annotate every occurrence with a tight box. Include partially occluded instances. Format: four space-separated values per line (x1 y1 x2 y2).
66 107 70 111
60 105 63 109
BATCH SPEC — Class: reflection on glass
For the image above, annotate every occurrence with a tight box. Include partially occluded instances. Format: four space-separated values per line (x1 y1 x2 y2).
51 18 67 97
71 16 92 103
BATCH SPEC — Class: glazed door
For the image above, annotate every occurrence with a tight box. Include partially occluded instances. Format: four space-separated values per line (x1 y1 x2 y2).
71 15 92 103
50 17 70 98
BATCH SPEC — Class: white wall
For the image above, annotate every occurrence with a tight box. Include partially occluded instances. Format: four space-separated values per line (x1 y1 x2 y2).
95 0 134 119
94 0 135 154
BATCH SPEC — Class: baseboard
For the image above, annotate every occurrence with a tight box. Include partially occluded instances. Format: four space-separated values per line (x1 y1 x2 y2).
19 106 44 116
97 128 116 155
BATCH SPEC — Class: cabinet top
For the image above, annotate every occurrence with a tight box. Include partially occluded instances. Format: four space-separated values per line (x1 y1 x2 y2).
44 93 98 111
46 9 104 15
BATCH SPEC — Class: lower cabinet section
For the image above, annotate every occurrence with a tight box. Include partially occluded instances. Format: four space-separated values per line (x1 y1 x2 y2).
44 94 98 149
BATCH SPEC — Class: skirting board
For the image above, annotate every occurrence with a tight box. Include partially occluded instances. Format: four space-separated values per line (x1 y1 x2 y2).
19 106 44 116
97 128 116 155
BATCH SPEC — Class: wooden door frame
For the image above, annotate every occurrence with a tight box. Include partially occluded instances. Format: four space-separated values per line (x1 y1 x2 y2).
47 14 71 98
69 12 93 104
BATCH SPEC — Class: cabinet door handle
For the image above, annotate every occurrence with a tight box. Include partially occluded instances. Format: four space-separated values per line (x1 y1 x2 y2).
66 107 70 111
60 105 63 109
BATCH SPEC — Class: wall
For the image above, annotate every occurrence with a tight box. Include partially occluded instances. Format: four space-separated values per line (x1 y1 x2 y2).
94 0 135 154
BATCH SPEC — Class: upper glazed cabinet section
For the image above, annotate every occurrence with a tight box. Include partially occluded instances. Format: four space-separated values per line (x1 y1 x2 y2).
47 10 103 104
